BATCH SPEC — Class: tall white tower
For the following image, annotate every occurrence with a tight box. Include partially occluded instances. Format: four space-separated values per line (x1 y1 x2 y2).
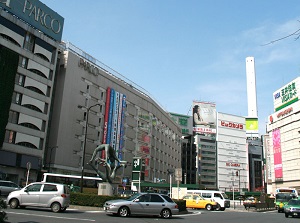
246 57 258 118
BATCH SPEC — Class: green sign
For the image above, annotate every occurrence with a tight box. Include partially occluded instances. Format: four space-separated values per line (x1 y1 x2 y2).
132 157 142 172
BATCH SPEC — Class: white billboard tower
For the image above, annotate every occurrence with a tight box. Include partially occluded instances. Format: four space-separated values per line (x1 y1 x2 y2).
245 57 259 136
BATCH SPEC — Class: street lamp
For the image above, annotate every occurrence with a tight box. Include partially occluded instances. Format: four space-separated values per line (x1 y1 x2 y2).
78 103 101 193
48 146 58 172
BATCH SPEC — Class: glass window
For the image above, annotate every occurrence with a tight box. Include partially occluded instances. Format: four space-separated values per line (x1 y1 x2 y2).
43 184 58 192
24 32 35 52
150 194 164 202
139 194 151 202
27 184 42 192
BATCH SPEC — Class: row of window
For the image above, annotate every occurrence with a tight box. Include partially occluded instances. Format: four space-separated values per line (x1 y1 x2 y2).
4 130 44 150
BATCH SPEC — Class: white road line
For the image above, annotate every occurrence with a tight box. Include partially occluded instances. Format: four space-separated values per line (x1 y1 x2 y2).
176 211 202 216
6 211 95 222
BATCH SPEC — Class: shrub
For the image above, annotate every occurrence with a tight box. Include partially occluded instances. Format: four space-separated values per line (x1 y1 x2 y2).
0 198 7 223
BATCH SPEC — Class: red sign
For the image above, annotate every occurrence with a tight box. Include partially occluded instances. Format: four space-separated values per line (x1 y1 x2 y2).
226 162 240 167
221 121 243 129
277 107 293 118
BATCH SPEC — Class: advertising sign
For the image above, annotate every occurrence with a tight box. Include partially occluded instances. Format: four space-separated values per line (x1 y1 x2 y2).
272 129 283 180
102 87 126 160
273 77 300 112
192 101 216 134
245 118 259 134
0 0 64 41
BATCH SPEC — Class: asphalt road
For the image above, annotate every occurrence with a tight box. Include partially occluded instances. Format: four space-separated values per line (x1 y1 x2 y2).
3 206 299 223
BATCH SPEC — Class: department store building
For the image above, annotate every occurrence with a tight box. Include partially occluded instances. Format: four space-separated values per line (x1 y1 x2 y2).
0 0 181 185
266 77 300 193
0 0 64 184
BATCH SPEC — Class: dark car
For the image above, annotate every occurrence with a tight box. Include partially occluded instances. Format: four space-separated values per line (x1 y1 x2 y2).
0 180 21 196
103 192 179 219
284 198 300 218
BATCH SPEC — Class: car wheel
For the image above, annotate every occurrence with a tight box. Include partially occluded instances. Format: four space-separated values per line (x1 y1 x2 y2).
51 202 62 213
205 204 212 211
215 203 221 211
285 213 289 218
161 208 171 219
220 207 225 211
118 206 129 217
9 198 19 209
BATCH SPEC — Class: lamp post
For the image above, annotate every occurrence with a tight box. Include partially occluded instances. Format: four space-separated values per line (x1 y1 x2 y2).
48 146 58 172
78 103 100 193
167 169 174 197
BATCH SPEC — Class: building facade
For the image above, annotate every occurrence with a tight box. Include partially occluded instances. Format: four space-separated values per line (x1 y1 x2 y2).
266 77 300 193
217 112 248 192
0 0 64 185
47 42 182 185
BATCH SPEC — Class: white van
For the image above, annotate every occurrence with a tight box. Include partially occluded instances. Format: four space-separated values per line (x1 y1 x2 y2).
187 190 230 211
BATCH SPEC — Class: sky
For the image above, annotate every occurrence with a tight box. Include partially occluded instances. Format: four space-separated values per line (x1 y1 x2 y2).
42 0 300 134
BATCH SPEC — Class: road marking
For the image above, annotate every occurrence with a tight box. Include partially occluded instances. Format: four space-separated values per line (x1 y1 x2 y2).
176 211 202 216
6 211 95 222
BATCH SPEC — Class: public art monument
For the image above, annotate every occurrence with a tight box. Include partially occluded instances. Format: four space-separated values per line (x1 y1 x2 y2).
88 144 127 184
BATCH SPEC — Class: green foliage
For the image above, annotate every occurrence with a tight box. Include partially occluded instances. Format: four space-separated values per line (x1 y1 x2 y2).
0 46 19 147
0 198 7 223
173 199 187 212
70 193 187 212
70 193 120 207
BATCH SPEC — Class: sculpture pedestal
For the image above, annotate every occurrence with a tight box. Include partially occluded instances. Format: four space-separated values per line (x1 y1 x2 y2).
98 182 114 196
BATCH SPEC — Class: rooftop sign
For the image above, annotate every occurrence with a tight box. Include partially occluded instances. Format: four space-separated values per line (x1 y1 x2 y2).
1 0 64 41
273 77 300 112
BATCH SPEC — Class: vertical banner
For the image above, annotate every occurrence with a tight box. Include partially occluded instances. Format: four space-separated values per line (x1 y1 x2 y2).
111 92 119 150
118 95 126 160
106 88 115 144
116 93 123 157
273 129 283 179
101 87 127 161
102 87 111 144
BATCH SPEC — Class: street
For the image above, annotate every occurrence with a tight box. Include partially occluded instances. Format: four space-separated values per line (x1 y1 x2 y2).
3 207 300 223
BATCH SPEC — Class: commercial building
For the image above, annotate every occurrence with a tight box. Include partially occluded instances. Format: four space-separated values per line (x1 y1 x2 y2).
0 0 64 185
0 1 181 187
46 42 182 185
266 77 300 193
217 112 248 192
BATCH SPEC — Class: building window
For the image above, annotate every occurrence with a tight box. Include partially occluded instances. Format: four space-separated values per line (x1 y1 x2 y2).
12 92 22 105
15 73 25 86
18 56 28 68
8 111 19 124
23 32 35 52
4 130 16 144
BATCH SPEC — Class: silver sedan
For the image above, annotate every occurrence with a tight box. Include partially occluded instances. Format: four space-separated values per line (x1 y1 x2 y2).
103 192 179 219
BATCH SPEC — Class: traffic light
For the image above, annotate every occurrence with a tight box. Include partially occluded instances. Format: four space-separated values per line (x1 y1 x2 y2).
236 171 239 176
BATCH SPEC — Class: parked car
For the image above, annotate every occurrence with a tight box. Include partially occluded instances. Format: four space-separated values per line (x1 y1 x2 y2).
103 192 179 219
182 194 218 210
6 182 70 212
284 198 300 218
0 180 21 196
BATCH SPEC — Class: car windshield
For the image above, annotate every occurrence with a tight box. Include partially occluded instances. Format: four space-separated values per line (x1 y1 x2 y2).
276 193 293 202
288 199 300 205
221 193 228 199
126 193 142 201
